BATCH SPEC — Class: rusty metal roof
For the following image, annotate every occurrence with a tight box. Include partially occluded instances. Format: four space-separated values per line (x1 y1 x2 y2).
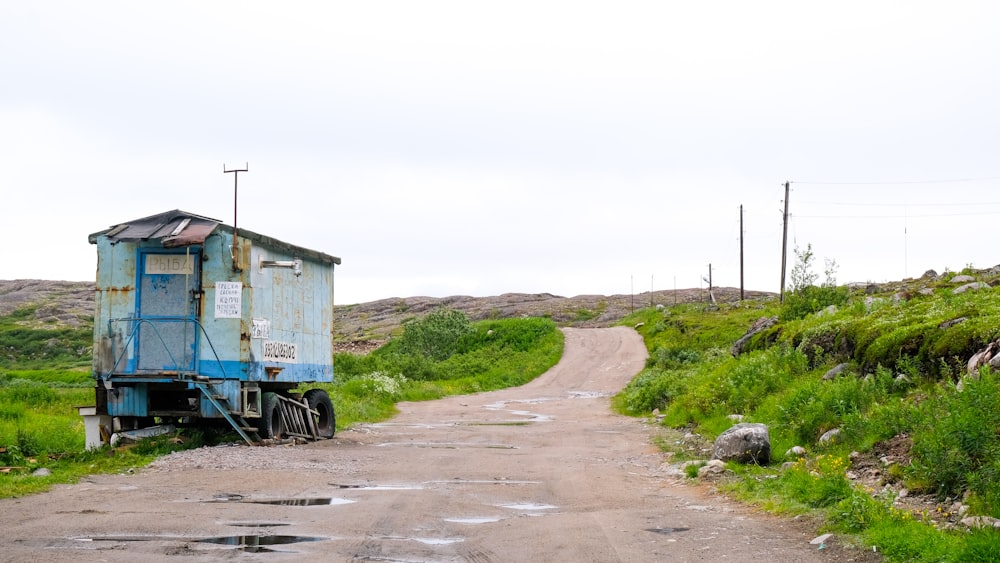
89 209 221 247
89 209 341 265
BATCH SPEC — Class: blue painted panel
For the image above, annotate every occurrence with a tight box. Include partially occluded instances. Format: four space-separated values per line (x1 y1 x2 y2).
197 360 332 383
106 384 149 417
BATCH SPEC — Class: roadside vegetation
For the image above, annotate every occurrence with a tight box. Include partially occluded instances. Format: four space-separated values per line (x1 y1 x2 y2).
0 306 562 498
320 309 564 427
615 248 1000 562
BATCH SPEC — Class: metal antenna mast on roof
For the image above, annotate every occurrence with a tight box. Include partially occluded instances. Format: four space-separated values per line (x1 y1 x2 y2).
224 163 248 271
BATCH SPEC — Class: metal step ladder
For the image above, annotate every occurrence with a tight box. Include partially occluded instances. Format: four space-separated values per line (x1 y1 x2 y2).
191 380 260 446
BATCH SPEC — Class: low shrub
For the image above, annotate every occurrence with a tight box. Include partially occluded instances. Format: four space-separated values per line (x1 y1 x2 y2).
907 370 1000 501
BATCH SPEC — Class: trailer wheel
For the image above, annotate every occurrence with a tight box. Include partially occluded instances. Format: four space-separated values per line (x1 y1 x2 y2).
259 392 284 439
304 389 335 438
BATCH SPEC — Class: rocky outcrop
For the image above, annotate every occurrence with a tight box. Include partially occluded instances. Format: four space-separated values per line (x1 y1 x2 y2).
0 280 94 327
336 287 773 342
966 339 1000 375
731 316 778 357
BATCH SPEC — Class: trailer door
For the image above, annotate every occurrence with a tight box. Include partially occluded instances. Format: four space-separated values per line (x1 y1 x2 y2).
136 250 201 372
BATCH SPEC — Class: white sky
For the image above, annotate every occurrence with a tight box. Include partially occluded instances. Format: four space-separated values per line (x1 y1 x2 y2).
3 1 999 305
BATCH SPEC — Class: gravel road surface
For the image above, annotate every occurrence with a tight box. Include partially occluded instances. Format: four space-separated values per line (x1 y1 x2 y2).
0 327 856 562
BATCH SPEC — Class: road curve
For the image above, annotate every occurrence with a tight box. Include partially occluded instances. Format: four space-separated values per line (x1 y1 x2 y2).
0 327 835 562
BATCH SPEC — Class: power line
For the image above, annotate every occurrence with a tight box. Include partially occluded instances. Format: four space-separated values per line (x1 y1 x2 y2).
796 200 1000 207
796 210 1000 219
792 176 1000 185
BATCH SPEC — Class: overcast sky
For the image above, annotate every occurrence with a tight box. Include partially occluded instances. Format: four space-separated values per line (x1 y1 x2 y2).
3 2 999 305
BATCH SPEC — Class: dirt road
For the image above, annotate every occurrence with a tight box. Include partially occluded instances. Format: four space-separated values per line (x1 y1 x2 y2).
1 327 843 562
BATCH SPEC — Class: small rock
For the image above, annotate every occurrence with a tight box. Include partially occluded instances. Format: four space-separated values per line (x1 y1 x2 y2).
939 317 968 329
819 428 842 445
845 471 859 480
785 446 806 458
950 274 975 283
822 363 850 381
698 460 726 478
31 468 52 477
727 414 744 422
953 282 989 295
781 462 797 471
960 516 1000 529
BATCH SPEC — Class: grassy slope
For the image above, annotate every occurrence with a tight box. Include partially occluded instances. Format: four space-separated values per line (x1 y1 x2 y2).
616 274 1000 562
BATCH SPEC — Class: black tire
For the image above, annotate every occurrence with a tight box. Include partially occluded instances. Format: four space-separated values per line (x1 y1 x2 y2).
259 392 284 439
303 389 335 439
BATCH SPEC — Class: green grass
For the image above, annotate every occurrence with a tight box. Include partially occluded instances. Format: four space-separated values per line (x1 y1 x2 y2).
0 306 92 370
322 315 564 428
616 281 1000 561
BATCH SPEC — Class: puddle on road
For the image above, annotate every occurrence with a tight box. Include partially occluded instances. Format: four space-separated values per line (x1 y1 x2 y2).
331 483 424 491
485 398 558 409
444 517 503 525
74 534 328 554
509 410 553 422
567 391 608 399
499 503 558 511
646 527 691 535
377 535 465 546
247 498 356 506
208 496 356 506
200 534 327 552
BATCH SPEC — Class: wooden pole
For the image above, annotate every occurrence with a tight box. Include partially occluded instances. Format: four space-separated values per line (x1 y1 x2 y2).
780 181 790 303
739 204 745 301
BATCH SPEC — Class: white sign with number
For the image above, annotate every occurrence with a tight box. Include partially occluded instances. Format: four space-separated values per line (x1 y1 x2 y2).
263 340 298 363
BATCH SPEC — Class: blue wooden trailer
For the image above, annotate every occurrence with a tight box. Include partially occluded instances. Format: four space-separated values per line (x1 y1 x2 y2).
84 210 341 446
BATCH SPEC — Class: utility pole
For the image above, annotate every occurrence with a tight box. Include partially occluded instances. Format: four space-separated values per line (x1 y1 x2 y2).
703 264 715 305
224 163 248 271
779 181 790 303
739 204 745 301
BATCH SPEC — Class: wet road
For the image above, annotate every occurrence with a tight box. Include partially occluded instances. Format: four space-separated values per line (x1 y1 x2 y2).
0 327 832 562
